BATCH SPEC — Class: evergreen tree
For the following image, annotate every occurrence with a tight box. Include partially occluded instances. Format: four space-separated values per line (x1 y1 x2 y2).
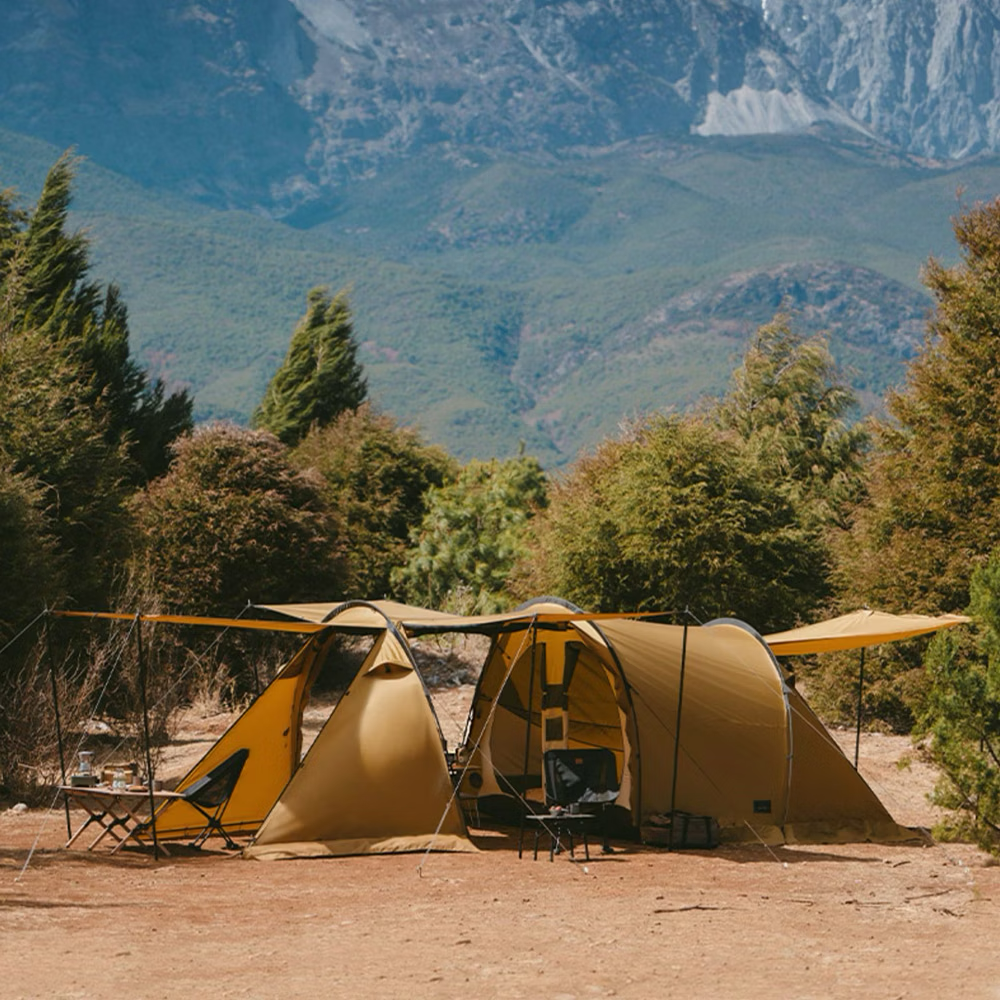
715 318 867 524
837 197 1000 616
394 453 548 614
0 153 192 613
254 287 367 447
0 153 192 484
130 424 346 616
527 415 825 628
0 462 63 641
920 552 1000 853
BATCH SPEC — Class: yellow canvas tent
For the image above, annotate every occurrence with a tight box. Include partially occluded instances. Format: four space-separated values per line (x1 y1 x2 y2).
246 626 471 859
133 597 946 855
152 603 474 858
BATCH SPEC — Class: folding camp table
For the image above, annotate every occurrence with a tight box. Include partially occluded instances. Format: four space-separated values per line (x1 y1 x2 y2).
60 785 184 854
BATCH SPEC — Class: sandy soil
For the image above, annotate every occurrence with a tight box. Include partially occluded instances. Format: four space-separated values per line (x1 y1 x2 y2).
3 688 1000 1000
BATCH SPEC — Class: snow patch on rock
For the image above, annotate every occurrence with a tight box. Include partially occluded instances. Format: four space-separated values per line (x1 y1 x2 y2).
695 85 864 136
290 0 371 52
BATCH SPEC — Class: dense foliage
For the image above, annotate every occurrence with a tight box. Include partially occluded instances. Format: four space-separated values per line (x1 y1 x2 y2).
715 318 868 525
292 405 454 599
393 454 548 613
920 553 1000 852
0 155 191 621
253 287 366 448
526 324 863 631
527 416 827 629
814 198 1000 733
130 424 345 615
838 198 1000 615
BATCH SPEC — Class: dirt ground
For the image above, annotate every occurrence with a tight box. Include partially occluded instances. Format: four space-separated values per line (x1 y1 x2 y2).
3 687 1000 1000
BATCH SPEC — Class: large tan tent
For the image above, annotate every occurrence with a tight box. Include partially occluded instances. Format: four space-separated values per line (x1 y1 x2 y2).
129 597 967 856
248 598 919 847
152 603 474 858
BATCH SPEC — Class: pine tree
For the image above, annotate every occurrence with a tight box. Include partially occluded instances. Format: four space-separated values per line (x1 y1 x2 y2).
920 552 1000 853
292 405 454 598
715 318 867 524
0 153 192 484
0 153 192 612
393 453 547 613
254 287 367 447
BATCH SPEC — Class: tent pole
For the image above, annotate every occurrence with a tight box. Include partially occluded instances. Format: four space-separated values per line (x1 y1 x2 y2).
44 613 72 839
854 647 865 770
135 614 160 860
521 619 538 785
668 620 690 852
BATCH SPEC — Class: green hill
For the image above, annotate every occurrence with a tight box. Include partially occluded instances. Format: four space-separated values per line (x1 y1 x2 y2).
2 126 998 466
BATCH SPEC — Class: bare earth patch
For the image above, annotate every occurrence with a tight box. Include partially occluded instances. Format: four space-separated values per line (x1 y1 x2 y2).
3 689 1000 999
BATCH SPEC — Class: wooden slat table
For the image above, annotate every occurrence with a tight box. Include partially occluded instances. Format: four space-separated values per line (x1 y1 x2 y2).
60 785 184 855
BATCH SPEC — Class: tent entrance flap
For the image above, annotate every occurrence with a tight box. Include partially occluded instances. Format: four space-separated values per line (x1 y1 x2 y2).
459 625 630 814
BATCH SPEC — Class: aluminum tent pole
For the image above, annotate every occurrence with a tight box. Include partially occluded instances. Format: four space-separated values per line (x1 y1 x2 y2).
135 614 160 860
667 620 690 852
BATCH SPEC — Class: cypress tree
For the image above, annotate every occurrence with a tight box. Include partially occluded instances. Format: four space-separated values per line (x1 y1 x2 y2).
254 287 367 447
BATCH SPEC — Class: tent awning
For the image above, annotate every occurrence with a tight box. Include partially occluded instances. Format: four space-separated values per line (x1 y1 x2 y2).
255 599 666 634
764 609 970 656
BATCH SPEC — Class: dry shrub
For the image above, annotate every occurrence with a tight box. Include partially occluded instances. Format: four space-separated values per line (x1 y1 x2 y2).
0 615 189 804
0 632 102 804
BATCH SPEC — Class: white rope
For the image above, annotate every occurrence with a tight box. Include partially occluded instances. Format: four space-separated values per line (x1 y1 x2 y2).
0 608 47 658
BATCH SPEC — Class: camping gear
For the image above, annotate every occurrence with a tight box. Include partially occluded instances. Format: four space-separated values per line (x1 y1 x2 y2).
245 598 925 848
520 747 620 861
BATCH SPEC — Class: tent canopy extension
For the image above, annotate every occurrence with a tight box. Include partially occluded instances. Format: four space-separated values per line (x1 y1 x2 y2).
764 609 969 657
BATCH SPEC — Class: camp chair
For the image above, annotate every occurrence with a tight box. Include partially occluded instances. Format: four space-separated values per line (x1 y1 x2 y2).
179 747 250 849
520 747 620 861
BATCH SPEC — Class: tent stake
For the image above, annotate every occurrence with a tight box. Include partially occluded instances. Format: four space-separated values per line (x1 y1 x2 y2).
854 647 865 770
668 620 690 852
135 614 160 860
44 614 72 839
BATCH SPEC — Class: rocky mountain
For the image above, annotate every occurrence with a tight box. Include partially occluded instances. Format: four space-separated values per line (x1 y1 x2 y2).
5 0 1000 216
0 0 867 216
753 0 1000 160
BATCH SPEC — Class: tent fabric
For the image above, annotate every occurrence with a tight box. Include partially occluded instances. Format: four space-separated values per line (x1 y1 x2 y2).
247 629 473 859
256 599 664 634
453 608 915 845
764 609 969 656
153 631 334 840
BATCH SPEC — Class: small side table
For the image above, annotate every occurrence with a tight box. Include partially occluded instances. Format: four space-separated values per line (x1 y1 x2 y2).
521 810 595 861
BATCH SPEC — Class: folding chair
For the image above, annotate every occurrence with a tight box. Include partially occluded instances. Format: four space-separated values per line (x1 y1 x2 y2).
180 747 250 849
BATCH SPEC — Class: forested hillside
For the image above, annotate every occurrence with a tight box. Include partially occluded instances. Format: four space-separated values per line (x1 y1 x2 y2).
3 2 1000 461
